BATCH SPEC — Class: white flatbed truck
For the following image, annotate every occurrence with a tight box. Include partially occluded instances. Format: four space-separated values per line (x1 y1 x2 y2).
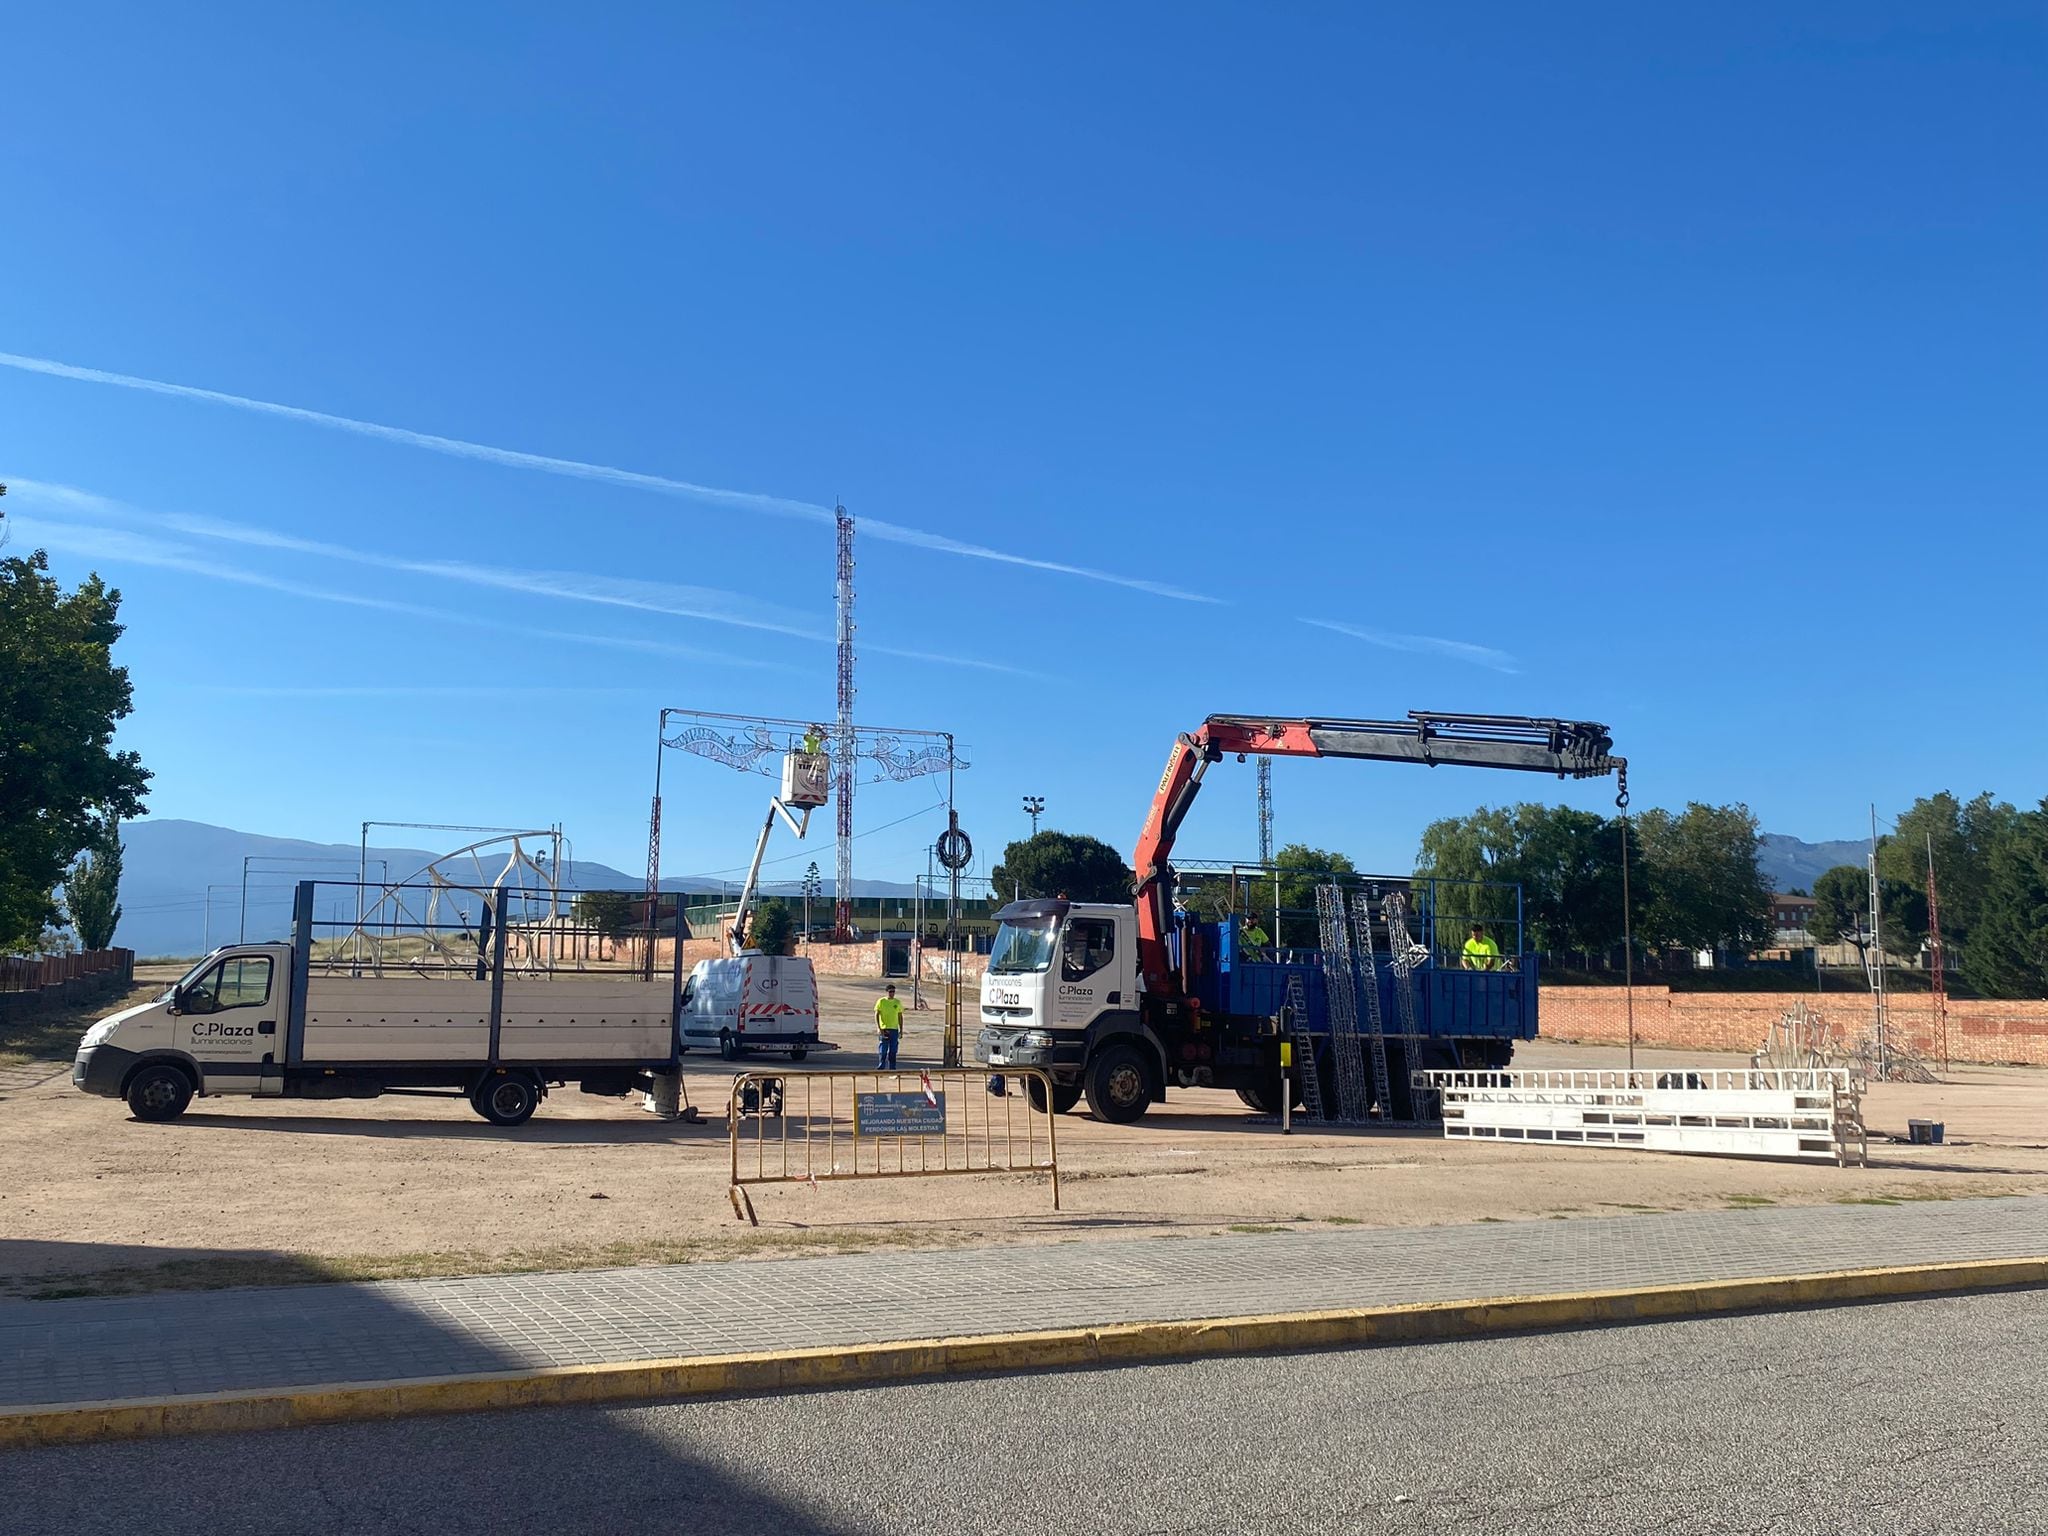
73 880 719 1126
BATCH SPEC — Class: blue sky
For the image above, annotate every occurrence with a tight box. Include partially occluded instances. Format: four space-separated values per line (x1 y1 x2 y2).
4 2 2044 888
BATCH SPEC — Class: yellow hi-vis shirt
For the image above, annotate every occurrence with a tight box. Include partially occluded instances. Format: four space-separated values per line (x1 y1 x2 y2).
875 996 905 1032
1462 935 1501 971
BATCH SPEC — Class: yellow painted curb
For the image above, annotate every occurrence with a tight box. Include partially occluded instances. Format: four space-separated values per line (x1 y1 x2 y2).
4 1256 2043 1449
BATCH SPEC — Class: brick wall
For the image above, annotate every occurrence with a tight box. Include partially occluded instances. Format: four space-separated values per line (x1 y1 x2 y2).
1541 986 2048 1067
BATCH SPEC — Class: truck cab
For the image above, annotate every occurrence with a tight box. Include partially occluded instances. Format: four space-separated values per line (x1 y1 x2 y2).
75 945 296 1115
977 899 1151 1119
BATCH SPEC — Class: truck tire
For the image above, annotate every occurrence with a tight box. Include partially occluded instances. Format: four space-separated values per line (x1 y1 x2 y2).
1084 1043 1153 1124
473 1073 539 1127
125 1063 193 1123
1026 1077 1083 1116
1234 1081 1302 1115
789 1046 809 1062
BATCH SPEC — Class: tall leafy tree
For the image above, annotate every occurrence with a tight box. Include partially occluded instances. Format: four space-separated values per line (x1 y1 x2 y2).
1631 803 1773 953
571 890 638 938
1972 802 2048 999
65 818 124 951
1806 862 1924 954
990 831 1133 905
1876 791 2020 973
0 550 151 951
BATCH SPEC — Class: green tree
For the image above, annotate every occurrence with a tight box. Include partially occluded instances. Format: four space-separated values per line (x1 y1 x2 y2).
65 818 123 950
990 831 1133 905
1271 842 1357 949
1632 803 1772 953
0 550 151 951
1806 862 1925 954
1807 865 1865 945
1876 791 2020 974
572 890 637 938
747 897 795 956
1416 804 1639 961
1972 802 2048 999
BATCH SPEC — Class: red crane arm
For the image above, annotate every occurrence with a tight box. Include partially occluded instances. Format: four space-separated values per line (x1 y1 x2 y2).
1131 713 1625 999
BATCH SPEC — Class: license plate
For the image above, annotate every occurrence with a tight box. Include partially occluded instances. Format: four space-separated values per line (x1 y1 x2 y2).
986 1052 1008 1067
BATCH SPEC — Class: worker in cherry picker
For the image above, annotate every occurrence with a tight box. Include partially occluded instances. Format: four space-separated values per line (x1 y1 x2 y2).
800 724 825 756
1461 924 1501 971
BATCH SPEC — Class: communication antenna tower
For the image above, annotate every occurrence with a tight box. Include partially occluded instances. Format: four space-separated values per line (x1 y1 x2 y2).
1256 757 1273 866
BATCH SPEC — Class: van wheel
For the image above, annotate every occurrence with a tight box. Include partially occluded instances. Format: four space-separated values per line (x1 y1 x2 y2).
126 1063 193 1123
1084 1044 1153 1124
789 1046 809 1062
719 1032 739 1062
473 1074 539 1126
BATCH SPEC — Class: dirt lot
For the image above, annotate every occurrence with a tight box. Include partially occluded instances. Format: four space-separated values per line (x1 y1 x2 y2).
2 972 2043 1299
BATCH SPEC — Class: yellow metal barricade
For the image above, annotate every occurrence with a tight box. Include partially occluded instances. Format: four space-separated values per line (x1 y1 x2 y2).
727 1068 1060 1224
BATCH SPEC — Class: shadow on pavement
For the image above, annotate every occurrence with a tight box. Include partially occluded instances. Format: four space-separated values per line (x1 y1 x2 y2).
0 1240 855 1535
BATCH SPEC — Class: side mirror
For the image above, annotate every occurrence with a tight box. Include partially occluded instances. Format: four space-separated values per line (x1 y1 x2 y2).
166 991 184 1016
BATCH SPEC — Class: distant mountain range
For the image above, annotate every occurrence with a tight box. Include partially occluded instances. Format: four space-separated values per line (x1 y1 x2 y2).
105 819 923 958
101 819 1864 956
1755 834 1872 895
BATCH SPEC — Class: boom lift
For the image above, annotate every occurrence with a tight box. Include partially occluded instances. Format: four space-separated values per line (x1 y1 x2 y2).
978 711 1626 1123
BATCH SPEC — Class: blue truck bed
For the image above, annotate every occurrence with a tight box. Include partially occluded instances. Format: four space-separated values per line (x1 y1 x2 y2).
1182 920 1538 1046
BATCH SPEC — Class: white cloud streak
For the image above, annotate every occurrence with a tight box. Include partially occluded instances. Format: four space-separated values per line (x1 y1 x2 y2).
7 478 1047 678
4 503 792 671
1299 617 1520 674
0 350 1218 604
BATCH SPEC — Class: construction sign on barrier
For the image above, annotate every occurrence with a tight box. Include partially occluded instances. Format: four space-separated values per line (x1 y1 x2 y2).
728 1068 1061 1224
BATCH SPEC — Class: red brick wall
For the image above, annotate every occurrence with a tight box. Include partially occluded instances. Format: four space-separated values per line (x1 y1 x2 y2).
1541 986 2048 1067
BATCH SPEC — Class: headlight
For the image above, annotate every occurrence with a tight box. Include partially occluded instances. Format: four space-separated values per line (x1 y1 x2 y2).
1016 1032 1052 1050
80 1019 114 1048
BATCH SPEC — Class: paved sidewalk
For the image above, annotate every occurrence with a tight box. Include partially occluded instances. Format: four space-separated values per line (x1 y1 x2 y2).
3 1195 2045 1412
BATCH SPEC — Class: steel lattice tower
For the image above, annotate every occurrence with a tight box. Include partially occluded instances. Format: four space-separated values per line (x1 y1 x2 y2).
833 506 857 940
1256 757 1273 866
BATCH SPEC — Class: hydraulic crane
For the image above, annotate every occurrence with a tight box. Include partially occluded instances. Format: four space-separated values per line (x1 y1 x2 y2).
1132 712 1627 1001
977 710 1626 1123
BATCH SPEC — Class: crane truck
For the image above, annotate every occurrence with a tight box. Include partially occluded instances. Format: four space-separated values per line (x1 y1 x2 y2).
975 712 1626 1123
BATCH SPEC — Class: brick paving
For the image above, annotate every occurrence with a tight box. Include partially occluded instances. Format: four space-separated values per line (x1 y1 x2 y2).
2 1196 2044 1411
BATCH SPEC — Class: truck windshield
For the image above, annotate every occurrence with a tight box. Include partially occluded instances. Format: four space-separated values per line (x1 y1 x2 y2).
989 919 1057 974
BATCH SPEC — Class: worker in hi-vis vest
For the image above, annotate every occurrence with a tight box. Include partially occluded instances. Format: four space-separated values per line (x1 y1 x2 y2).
1461 924 1502 971
875 983 904 1070
1240 917 1270 958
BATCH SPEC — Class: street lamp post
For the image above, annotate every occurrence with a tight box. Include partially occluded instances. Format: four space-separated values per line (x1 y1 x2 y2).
1022 796 1045 837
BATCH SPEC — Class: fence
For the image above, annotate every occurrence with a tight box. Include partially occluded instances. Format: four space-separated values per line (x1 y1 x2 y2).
1420 1067 1866 1166
0 948 134 994
727 1067 1061 1223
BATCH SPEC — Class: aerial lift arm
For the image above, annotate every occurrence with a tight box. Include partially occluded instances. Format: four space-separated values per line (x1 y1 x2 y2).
1131 712 1628 996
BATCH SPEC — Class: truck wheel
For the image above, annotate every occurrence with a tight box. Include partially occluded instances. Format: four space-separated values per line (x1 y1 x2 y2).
1235 1084 1301 1115
1084 1044 1153 1124
125 1063 193 1123
473 1074 539 1126
789 1046 809 1062
719 1032 739 1062
1026 1078 1083 1115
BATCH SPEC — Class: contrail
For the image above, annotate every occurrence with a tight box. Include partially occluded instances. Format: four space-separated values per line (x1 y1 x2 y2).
1299 617 1521 674
8 478 1047 677
0 350 1218 603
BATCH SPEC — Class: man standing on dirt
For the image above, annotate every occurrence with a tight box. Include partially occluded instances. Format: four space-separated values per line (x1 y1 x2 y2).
875 983 904 1070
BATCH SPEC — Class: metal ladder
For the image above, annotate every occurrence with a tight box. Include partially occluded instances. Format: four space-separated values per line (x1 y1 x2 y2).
1344 889 1395 1121
1285 971 1326 1122
1314 885 1371 1123
1833 1078 1870 1167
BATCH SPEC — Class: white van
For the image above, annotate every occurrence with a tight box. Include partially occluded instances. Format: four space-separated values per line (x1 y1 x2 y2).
680 954 821 1060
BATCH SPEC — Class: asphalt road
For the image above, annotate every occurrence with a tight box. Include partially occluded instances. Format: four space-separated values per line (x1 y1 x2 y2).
5 1289 2044 1535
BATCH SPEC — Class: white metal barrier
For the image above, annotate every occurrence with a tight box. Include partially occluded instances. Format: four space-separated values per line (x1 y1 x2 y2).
1418 1068 1866 1166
